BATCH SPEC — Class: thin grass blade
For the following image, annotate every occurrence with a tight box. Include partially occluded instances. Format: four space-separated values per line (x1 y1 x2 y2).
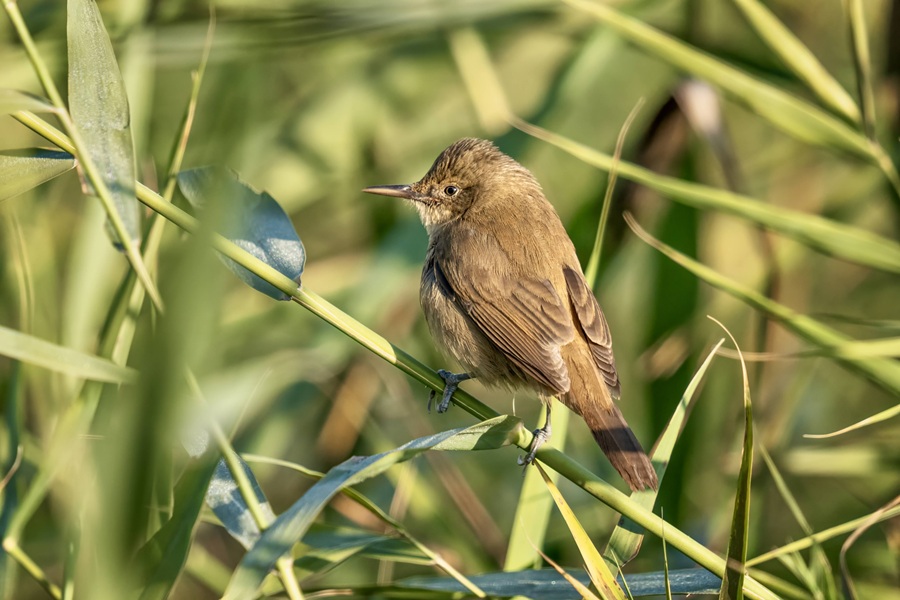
515 120 900 274
0 89 56 114
536 463 626 600
844 0 877 138
624 213 900 397
0 323 136 383
561 0 873 160
731 0 860 123
711 318 753 600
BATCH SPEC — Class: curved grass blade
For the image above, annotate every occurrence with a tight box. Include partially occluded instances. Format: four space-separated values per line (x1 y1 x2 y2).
839 494 900 600
536 463 626 600
731 0 860 123
67 0 140 244
177 167 306 300
624 213 900 396
0 149 74 202
535 546 601 600
224 417 520 599
515 120 900 274
710 318 753 600
802 402 900 439
561 0 873 160
0 89 57 115
0 323 136 383
604 339 725 567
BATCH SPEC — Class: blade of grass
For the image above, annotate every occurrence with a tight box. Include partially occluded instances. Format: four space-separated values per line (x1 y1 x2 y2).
0 323 137 383
802 403 900 439
514 119 900 274
731 0 860 123
759 446 837 598
534 546 602 600
624 212 900 397
747 502 900 567
839 494 900 600
844 0 877 139
604 338 725 567
711 317 753 600
561 0 873 160
536 463 626 600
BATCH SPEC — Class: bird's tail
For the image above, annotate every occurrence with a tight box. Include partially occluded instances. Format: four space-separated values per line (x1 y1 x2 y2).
562 349 658 491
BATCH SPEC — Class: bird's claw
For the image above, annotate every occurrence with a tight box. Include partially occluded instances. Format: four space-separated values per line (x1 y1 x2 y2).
429 369 471 413
518 425 551 467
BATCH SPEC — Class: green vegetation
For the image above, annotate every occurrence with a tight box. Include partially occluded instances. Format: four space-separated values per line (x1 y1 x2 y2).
1 0 898 598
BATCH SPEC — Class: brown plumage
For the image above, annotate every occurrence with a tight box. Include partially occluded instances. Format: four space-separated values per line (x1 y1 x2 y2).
364 138 657 491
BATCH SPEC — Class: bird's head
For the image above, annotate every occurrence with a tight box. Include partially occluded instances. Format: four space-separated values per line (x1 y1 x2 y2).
363 138 539 231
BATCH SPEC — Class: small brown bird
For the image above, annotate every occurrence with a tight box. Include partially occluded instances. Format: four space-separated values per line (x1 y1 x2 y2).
364 138 657 491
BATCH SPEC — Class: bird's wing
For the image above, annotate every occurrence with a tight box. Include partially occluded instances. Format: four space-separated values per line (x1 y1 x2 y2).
435 228 574 394
562 266 621 398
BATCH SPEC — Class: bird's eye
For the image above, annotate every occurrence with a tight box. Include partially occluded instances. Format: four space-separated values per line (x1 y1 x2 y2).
444 185 459 196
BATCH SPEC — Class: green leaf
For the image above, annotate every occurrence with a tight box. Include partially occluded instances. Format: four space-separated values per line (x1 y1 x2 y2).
224 416 521 599
135 458 218 600
604 339 725 567
0 149 75 202
714 319 753 600
391 568 723 598
294 523 426 578
205 457 277 549
624 214 900 396
0 323 137 383
177 167 306 300
561 0 873 160
515 120 900 274
0 89 57 115
67 0 140 244
730 0 860 123
537 464 626 600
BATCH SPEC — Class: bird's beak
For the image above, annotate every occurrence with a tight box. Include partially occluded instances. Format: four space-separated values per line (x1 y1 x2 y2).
363 184 420 200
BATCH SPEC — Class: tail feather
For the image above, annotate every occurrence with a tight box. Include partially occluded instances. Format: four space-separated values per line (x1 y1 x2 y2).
561 346 657 491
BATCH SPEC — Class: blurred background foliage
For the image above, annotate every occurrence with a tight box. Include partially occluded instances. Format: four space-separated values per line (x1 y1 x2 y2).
1 0 898 598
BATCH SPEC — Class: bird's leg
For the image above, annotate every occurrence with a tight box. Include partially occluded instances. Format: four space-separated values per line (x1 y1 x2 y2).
428 370 473 413
518 402 552 466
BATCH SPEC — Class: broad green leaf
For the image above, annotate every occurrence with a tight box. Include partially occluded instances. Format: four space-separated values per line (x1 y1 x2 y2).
515 120 900 274
392 568 723 598
67 0 140 243
0 89 56 115
625 214 900 396
224 416 520 599
731 0 860 123
0 149 75 202
561 0 873 160
715 320 753 600
604 339 725 567
536 464 626 600
135 458 218 600
205 457 277 549
0 323 136 383
177 167 306 300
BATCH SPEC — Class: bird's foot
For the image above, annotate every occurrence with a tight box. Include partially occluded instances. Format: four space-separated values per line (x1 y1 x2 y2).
518 423 552 467
427 370 472 413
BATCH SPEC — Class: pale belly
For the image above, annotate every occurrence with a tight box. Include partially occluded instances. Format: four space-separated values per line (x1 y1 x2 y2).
420 268 531 390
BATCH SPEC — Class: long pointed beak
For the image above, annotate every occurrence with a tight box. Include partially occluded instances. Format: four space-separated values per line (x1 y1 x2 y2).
362 184 416 199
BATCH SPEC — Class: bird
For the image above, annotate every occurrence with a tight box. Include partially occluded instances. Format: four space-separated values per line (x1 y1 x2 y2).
363 138 657 491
